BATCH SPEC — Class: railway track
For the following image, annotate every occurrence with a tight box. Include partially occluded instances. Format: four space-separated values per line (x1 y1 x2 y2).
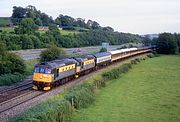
0 81 33 103
0 90 44 114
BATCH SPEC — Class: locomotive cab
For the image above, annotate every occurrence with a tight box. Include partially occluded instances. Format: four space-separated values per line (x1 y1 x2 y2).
33 65 53 90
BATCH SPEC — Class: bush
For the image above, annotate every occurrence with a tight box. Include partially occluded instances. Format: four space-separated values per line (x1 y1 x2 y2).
102 63 132 80
40 45 66 62
0 52 26 75
0 73 24 86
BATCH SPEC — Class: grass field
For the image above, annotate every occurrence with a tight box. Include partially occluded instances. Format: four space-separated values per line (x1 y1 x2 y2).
72 55 180 122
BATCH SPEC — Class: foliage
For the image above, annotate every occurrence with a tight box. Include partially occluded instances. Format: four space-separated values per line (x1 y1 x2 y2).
99 48 107 52
0 42 26 86
102 63 132 80
0 73 24 86
174 33 180 52
14 18 37 34
0 51 26 75
156 33 179 54
11 5 54 26
40 45 66 62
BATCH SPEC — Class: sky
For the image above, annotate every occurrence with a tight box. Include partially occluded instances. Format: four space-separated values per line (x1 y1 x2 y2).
1 0 180 34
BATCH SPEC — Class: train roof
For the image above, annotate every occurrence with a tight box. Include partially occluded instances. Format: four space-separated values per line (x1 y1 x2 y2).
109 48 138 55
35 58 77 69
73 55 95 62
93 52 111 58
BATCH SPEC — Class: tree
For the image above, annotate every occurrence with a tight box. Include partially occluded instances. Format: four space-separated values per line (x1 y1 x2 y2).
58 15 75 27
29 35 41 48
15 18 37 35
157 33 178 54
40 45 66 62
102 26 114 32
174 33 180 53
11 6 27 25
99 48 107 52
0 50 25 75
34 18 42 26
21 35 34 49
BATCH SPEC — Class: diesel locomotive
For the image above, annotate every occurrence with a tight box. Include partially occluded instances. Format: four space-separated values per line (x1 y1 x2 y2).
33 46 153 90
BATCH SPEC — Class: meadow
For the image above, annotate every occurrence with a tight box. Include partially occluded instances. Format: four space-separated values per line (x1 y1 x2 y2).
72 55 180 122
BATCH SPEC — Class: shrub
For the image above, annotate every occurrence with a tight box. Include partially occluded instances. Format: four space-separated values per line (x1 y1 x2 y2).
0 73 24 86
102 63 132 80
40 45 66 62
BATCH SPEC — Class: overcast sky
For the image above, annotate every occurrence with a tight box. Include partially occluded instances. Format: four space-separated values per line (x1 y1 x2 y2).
1 0 180 34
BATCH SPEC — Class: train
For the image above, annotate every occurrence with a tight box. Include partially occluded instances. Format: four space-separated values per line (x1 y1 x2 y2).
32 46 154 90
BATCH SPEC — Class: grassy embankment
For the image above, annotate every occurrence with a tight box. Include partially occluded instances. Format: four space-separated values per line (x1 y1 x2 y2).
72 55 180 122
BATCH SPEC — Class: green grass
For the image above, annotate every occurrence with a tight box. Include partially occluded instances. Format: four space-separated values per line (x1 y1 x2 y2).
25 59 39 75
60 30 80 35
37 29 80 35
72 55 180 122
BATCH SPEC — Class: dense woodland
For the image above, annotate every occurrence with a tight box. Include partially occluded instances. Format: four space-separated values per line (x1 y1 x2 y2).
0 5 145 50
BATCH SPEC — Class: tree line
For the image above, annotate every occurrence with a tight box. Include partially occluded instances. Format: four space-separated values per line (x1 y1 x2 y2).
153 33 180 54
11 5 104 30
